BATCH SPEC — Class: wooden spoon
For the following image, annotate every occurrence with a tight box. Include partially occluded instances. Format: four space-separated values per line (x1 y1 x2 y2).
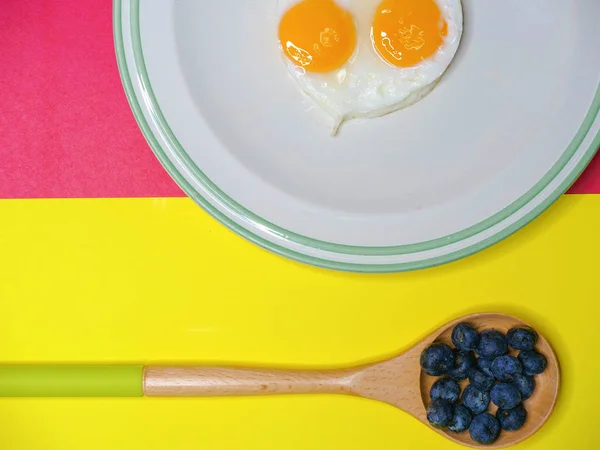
145 313 560 448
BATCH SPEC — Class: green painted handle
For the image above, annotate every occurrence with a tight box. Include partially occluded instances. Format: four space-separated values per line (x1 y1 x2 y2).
0 366 144 397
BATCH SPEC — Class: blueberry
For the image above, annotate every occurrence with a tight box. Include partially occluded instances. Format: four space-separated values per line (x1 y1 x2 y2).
462 385 490 415
491 355 523 382
427 399 454 429
513 374 535 400
507 327 537 351
469 413 501 444
420 343 455 376
497 404 527 431
469 369 495 392
477 357 495 377
448 404 472 433
477 330 508 358
452 323 480 351
448 350 476 381
491 382 522 410
518 350 548 376
430 377 460 403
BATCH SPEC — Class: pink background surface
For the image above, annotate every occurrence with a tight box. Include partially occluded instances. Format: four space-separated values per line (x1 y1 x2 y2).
0 0 598 199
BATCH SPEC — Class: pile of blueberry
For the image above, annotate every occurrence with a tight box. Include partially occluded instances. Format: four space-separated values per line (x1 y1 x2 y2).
420 323 548 445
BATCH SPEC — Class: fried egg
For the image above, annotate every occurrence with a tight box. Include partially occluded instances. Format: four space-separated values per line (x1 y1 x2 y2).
277 0 463 133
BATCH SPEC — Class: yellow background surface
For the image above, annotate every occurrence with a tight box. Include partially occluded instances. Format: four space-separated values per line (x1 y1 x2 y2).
0 196 598 449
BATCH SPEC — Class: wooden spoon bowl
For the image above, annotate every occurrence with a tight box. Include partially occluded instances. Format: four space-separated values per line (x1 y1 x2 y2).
144 313 559 448
418 313 560 448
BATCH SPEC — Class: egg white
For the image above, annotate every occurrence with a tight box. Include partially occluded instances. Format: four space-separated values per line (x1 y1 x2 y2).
277 0 463 133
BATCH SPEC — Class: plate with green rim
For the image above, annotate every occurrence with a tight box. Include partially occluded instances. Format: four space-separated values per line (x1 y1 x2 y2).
114 0 600 273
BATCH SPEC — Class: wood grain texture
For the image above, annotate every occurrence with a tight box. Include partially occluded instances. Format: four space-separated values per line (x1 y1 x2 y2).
144 313 559 449
143 367 355 397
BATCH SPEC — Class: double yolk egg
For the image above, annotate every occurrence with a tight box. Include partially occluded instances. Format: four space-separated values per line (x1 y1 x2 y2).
277 0 463 131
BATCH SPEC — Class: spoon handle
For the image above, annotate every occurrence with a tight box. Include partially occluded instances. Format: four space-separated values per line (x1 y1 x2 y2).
144 366 356 397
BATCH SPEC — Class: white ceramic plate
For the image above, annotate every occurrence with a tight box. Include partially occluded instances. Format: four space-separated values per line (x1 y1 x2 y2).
114 0 600 272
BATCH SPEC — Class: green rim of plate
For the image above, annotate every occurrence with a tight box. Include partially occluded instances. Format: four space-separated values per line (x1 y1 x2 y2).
113 0 600 273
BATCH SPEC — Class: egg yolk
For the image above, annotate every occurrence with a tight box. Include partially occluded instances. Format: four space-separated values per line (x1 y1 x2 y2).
279 0 357 73
372 0 447 68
